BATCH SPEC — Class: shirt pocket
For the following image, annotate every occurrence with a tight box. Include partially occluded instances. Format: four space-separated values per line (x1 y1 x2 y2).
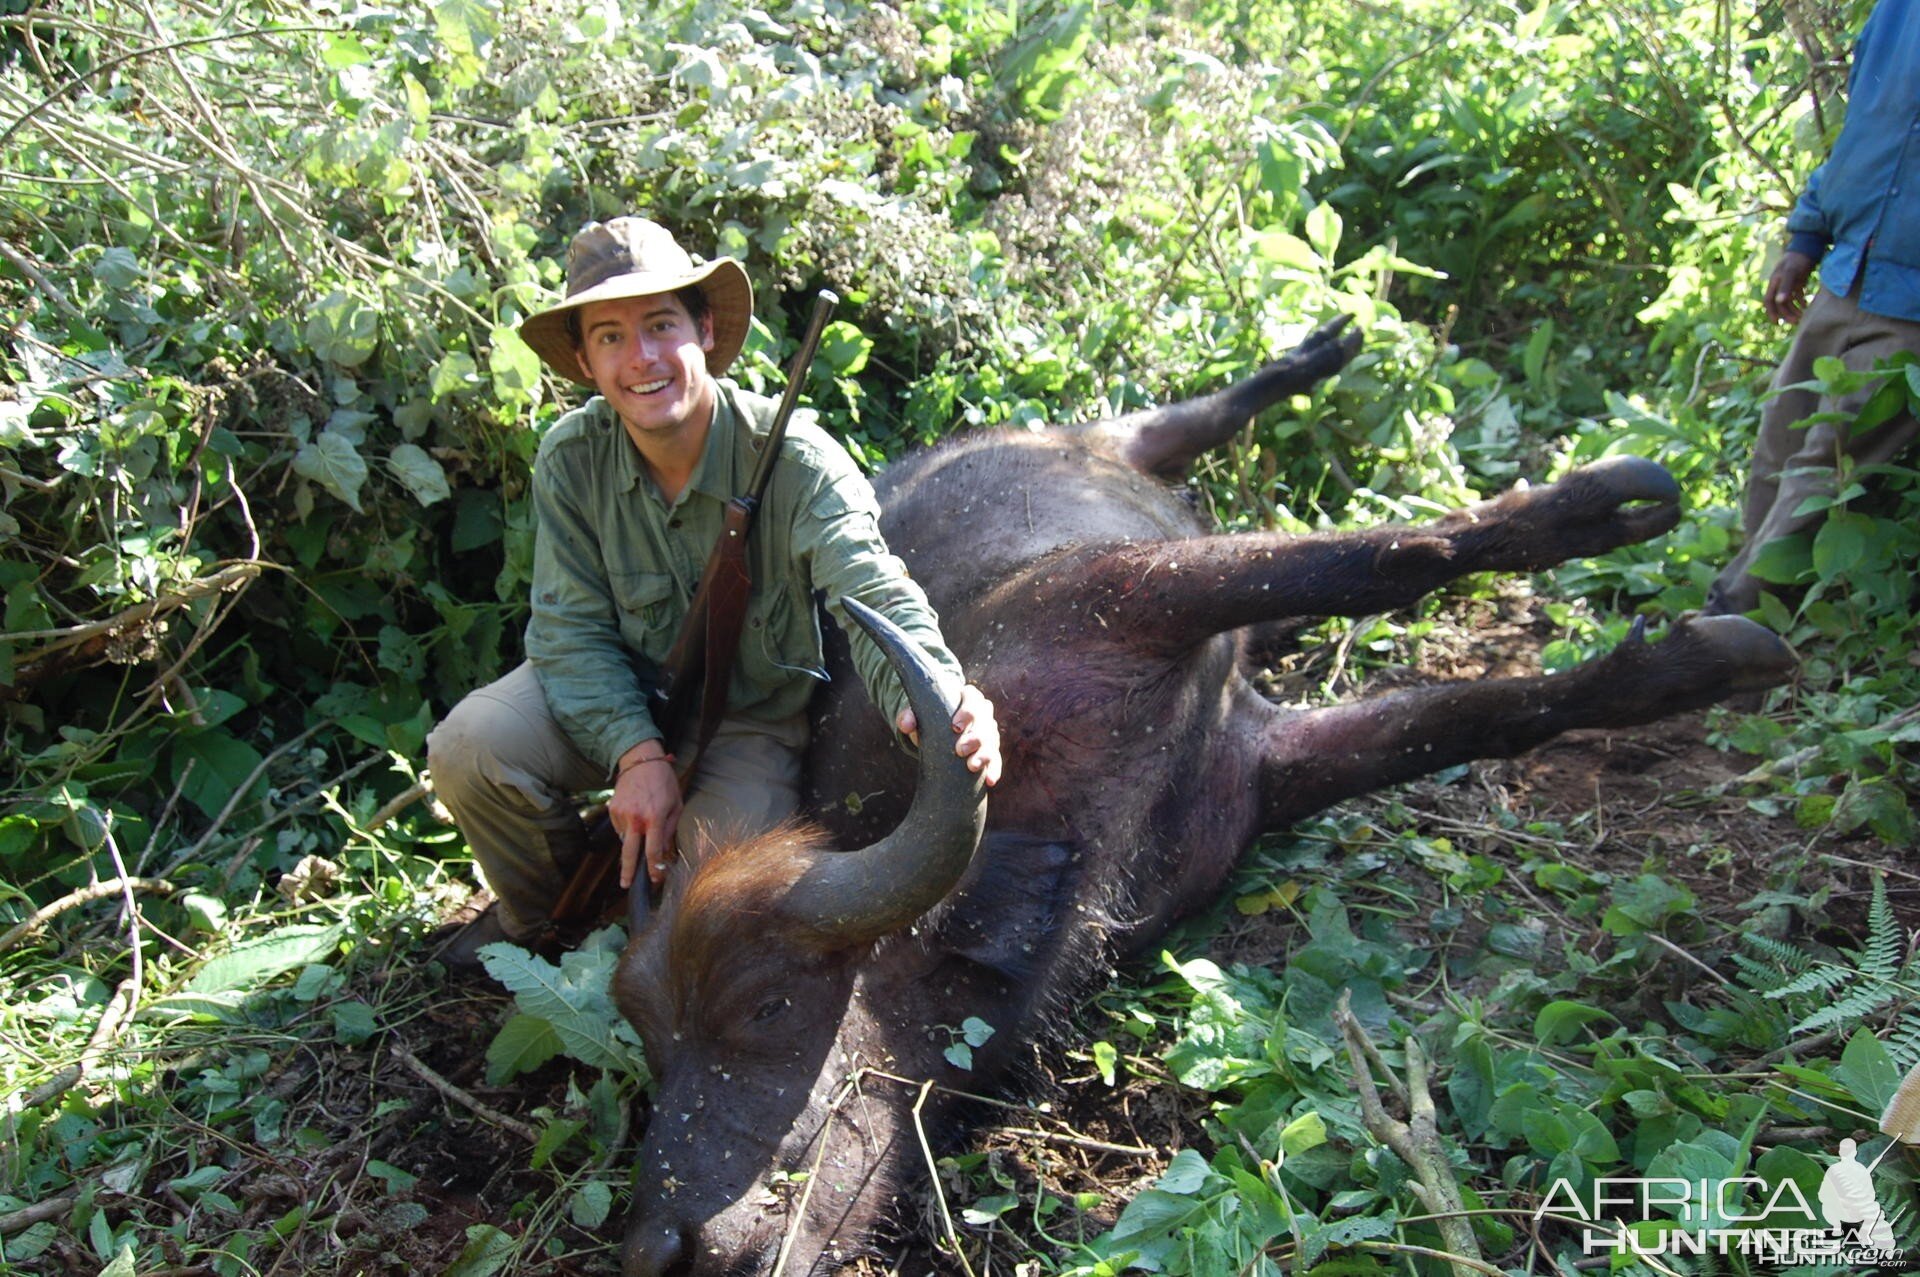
609 570 679 649
745 581 827 692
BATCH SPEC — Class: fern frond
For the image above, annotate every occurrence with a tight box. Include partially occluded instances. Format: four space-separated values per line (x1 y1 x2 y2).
1731 952 1795 994
1887 1017 1920 1070
1767 963 1855 1001
1743 933 1812 990
1792 981 1897 1035
1859 873 1902 982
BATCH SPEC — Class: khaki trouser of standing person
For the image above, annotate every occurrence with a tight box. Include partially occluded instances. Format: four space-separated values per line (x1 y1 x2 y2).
1706 284 1920 616
426 662 807 942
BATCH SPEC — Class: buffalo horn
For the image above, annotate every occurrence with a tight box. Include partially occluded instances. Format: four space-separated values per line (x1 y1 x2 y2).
782 597 987 942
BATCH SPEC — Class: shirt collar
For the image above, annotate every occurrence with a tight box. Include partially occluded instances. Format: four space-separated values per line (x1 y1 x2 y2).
599 380 743 502
685 382 743 502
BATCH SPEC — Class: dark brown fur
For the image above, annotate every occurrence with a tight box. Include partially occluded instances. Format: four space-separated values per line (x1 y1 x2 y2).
615 319 1794 1275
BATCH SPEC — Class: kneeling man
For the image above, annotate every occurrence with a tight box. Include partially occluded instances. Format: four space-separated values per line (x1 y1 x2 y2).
429 217 1001 960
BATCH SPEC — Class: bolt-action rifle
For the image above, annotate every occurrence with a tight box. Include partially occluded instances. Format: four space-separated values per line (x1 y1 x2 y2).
547 290 838 927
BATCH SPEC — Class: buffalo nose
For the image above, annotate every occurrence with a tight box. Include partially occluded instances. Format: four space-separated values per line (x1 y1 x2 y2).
624 1221 688 1277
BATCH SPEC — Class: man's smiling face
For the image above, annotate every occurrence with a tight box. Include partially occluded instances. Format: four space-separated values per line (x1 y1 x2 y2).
573 292 718 442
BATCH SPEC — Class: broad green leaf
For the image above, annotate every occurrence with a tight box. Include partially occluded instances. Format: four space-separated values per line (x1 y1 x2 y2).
434 0 500 59
321 34 370 68
1534 1000 1615 1045
478 930 649 1080
485 1012 564 1084
488 326 542 396
570 1181 613 1229
305 291 380 366
1811 512 1870 579
1251 230 1319 271
430 352 483 401
961 1193 1019 1224
818 322 872 376
330 1000 377 1044
387 443 451 507
1156 1148 1215 1195
170 729 268 822
1279 1110 1327 1154
1523 320 1556 387
1833 1027 1900 1112
531 1117 584 1170
93 248 141 291
186 925 345 994
1304 201 1342 257
293 432 369 512
445 1223 516 1277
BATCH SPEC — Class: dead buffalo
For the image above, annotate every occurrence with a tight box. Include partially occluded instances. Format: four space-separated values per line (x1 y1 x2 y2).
611 318 1794 1276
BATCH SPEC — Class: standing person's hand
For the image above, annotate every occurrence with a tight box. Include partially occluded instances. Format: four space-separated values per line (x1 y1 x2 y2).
1764 251 1817 324
609 746 681 888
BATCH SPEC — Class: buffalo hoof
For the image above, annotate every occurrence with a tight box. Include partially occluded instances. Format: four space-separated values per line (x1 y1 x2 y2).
1671 613 1797 693
1603 612 1795 711
1562 455 1683 542
1484 455 1681 569
1286 313 1363 378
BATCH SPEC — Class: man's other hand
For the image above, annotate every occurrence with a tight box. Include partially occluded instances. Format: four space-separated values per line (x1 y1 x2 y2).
1765 250 1817 324
610 748 681 889
896 684 1004 787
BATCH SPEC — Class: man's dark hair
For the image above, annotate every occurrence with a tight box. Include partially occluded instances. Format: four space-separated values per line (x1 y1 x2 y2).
565 284 712 349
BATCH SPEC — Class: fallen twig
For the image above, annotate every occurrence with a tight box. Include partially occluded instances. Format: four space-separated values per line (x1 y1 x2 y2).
997 1126 1154 1158
20 975 138 1110
1645 932 1733 987
391 1041 537 1144
0 1194 77 1236
1333 991 1483 1277
3 561 260 662
366 780 431 834
1711 704 1920 796
911 1078 978 1277
0 877 177 954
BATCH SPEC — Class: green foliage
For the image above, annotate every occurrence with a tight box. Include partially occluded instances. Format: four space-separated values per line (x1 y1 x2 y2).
478 926 649 1084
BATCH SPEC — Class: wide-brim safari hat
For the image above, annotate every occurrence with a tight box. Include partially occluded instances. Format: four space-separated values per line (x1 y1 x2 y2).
519 217 753 385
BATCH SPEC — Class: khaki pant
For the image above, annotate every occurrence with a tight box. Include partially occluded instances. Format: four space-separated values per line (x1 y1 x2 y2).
426 663 807 938
1708 286 1920 615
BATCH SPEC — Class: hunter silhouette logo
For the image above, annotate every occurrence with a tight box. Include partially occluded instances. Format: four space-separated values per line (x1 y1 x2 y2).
1819 1138 1896 1250
1536 1058 1920 1265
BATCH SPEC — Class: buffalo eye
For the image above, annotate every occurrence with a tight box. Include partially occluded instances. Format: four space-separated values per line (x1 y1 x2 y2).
752 995 790 1024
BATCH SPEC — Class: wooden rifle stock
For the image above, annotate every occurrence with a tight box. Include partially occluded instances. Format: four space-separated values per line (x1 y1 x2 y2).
548 290 839 928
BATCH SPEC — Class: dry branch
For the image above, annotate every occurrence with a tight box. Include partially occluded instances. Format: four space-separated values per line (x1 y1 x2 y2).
20 976 139 1110
0 878 177 954
2 562 261 698
1332 990 1483 1277
0 1194 76 1236
391 1041 537 1144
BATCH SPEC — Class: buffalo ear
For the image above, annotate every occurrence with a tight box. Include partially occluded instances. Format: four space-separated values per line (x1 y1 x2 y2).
928 834 1077 987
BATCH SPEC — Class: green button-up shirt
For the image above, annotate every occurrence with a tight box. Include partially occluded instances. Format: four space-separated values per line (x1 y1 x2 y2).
525 380 962 773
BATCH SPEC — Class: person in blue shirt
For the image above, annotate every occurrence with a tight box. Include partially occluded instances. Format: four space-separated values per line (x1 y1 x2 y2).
1705 0 1920 616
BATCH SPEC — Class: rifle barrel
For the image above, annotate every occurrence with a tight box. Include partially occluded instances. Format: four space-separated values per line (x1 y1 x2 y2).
744 289 839 503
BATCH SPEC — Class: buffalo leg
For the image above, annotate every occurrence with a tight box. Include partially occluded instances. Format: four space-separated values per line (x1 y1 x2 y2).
1257 615 1795 828
1079 456 1681 654
1067 317 1360 479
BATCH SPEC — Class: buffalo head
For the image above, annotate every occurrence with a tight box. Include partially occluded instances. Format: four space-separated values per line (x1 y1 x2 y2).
613 598 987 1275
